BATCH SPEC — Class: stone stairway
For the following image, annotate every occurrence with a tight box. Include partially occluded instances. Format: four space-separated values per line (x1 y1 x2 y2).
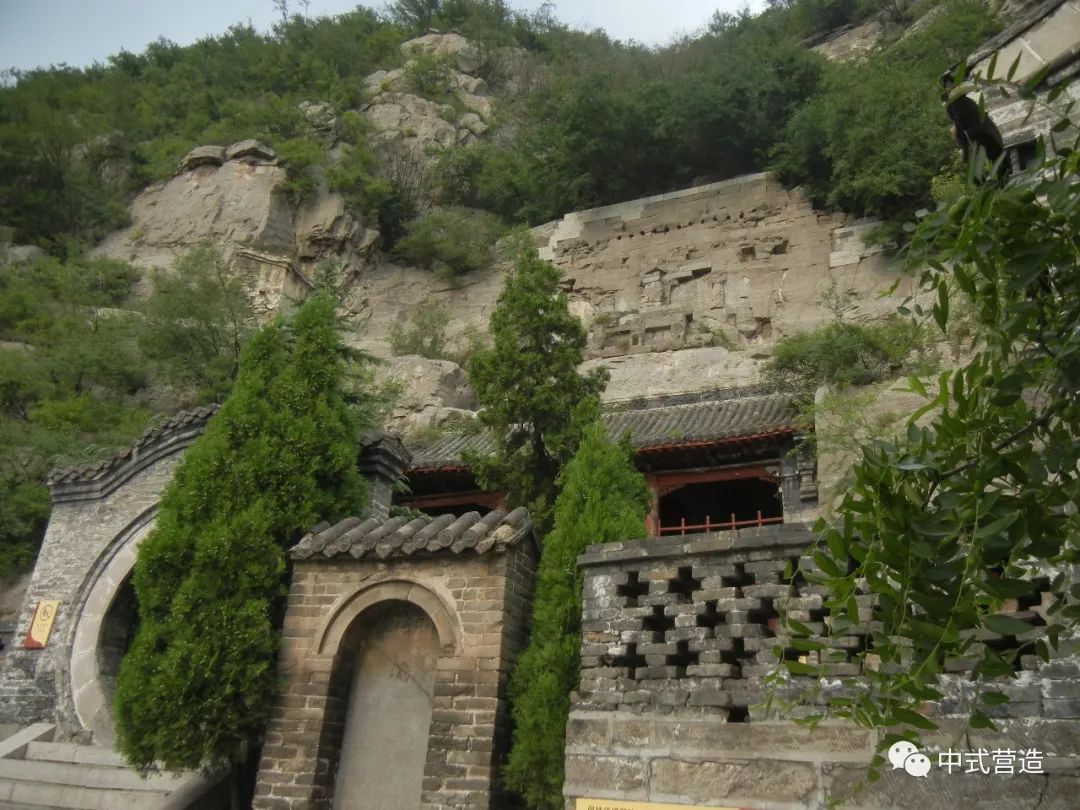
0 724 229 809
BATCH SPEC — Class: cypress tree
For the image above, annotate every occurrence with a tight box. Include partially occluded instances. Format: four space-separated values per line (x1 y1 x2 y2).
114 293 371 778
504 422 650 809
467 245 607 533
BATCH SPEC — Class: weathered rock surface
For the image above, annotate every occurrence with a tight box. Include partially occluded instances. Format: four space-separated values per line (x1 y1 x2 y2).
225 139 276 162
98 160 294 266
537 173 910 357
582 346 763 403
343 260 504 353
178 144 226 171
372 354 478 433
362 32 496 158
810 19 884 61
299 100 337 133
1 244 44 265
401 30 481 73
364 92 461 149
294 190 377 266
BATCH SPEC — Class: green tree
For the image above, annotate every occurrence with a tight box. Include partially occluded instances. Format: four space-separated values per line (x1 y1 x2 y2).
773 93 1080 776
114 294 373 791
504 423 650 809
771 1 1000 226
466 246 606 532
139 244 255 402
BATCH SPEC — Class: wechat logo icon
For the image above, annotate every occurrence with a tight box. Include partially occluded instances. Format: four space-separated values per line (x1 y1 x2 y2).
889 741 932 777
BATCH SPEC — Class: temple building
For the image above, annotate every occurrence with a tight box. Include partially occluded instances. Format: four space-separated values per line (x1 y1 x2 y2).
400 387 818 536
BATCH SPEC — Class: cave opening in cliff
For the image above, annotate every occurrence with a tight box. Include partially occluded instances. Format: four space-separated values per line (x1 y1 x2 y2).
658 477 782 534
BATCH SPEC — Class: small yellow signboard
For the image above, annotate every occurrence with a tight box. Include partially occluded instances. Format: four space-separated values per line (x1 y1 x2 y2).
23 600 60 649
576 802 740 810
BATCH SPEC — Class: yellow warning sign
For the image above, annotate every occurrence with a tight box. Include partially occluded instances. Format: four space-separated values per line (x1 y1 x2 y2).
23 600 60 649
576 801 741 810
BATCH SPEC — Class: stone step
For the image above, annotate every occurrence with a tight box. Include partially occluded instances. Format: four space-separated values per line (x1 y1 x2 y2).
25 741 129 769
0 777 167 809
0 757 187 792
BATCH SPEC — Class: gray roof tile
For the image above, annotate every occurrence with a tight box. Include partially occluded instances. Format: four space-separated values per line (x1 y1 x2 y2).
48 405 219 485
408 388 796 470
292 507 532 561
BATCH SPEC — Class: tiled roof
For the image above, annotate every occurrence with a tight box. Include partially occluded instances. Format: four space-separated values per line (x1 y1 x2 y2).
48 405 219 486
292 507 532 561
408 389 797 471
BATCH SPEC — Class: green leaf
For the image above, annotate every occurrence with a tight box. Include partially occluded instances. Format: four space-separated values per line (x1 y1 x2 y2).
970 710 997 730
983 614 1034 636
814 551 844 578
934 280 949 332
891 707 938 730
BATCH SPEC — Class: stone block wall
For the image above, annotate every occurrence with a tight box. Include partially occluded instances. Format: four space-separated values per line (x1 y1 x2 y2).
565 527 1080 809
253 539 536 810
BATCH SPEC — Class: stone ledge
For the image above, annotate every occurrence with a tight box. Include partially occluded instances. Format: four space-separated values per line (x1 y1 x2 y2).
578 523 815 566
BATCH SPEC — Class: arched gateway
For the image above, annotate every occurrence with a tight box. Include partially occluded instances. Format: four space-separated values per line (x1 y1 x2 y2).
0 406 217 735
253 506 537 810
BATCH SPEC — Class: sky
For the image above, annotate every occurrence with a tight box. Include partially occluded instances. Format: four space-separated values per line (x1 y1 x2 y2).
0 0 767 73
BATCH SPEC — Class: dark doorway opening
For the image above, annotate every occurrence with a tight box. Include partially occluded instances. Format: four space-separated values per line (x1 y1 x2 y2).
97 575 139 707
659 477 781 533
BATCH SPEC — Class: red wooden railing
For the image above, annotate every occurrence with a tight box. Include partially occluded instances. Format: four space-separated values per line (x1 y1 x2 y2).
658 511 783 536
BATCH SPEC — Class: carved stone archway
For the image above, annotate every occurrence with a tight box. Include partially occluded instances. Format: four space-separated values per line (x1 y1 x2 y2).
68 513 154 742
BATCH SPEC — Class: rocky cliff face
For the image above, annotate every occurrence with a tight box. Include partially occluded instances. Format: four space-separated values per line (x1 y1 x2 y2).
89 32 912 434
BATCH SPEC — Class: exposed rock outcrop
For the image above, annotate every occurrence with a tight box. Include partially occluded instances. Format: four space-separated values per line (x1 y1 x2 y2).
225 139 276 162
299 100 337 134
0 244 44 265
361 32 497 159
99 160 294 263
374 354 478 433
582 346 764 403
178 144 226 171
401 30 482 73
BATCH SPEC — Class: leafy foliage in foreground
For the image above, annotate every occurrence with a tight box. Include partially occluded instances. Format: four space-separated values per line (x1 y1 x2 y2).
504 423 650 809
466 246 606 534
114 293 373 774
771 88 1080 779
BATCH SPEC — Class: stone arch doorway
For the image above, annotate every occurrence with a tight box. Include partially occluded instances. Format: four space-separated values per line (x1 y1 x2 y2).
69 515 153 742
331 599 440 810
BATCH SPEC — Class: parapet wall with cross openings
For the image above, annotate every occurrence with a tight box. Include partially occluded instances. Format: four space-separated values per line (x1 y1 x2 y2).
564 524 1080 810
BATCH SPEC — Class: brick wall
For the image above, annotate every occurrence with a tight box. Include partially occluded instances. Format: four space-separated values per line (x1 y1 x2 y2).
565 526 1080 809
253 538 537 810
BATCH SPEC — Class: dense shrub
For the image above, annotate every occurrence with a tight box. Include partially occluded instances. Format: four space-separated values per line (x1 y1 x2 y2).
388 301 452 359
393 206 506 277
765 317 930 396
0 246 260 579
